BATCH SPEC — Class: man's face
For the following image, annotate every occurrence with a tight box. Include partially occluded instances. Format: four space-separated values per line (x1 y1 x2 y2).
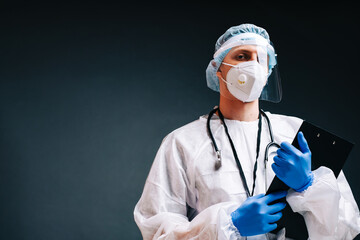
216 45 269 100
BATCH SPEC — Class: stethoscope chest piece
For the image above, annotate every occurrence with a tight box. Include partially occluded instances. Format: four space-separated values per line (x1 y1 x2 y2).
215 150 222 170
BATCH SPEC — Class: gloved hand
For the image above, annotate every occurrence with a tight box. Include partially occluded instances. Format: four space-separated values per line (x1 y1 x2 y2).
231 191 287 236
272 131 314 192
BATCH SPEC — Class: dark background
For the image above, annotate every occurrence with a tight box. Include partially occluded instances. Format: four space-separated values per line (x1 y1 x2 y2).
1 1 359 239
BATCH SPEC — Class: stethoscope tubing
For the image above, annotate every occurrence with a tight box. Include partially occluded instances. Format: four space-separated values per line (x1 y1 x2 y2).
207 107 279 196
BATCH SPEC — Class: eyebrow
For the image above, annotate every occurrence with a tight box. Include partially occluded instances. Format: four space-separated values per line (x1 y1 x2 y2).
231 49 255 54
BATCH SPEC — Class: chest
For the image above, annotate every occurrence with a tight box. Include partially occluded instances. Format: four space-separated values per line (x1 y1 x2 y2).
193 122 278 211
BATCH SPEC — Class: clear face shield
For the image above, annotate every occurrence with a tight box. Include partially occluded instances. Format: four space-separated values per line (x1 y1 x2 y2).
214 33 282 103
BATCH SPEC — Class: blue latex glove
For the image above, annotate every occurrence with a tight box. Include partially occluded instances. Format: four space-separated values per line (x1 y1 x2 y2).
231 191 287 236
272 131 314 192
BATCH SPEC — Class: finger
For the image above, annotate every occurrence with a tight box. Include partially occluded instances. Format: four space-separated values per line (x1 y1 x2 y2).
263 191 287 204
252 193 265 199
263 223 278 233
271 162 280 173
297 131 311 154
276 149 288 159
267 202 287 214
267 211 283 223
280 141 300 155
271 163 283 178
273 156 288 166
271 162 287 179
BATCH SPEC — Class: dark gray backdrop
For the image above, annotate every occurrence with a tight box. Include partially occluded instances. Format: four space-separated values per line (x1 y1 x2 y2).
1 2 359 239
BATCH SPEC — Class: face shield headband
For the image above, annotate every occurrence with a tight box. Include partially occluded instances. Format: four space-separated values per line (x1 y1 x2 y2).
214 32 277 70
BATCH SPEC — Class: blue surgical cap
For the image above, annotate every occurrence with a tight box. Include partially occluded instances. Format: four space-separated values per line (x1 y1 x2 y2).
206 23 272 92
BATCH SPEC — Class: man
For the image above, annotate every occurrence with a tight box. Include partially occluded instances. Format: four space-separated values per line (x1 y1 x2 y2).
134 23 360 239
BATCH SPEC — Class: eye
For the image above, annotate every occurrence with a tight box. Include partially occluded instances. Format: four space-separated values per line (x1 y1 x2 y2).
235 53 248 61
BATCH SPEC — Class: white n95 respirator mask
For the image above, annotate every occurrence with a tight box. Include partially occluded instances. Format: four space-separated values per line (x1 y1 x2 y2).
220 60 268 102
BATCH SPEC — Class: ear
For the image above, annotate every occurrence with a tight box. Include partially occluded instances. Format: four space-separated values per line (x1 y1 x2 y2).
216 64 223 79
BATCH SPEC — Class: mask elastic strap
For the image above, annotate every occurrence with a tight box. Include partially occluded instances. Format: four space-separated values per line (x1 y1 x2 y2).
218 76 229 85
218 76 250 95
221 62 236 67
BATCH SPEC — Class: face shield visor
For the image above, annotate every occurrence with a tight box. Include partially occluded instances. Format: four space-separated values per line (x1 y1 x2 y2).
214 32 282 103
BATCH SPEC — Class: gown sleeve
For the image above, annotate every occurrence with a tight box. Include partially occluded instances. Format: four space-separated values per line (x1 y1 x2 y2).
286 166 360 239
133 133 243 240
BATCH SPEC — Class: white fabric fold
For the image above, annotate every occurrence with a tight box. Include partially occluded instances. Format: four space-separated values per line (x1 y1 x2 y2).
134 112 360 239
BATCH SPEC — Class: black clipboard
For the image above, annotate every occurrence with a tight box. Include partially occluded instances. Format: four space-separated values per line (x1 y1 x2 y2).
266 120 354 239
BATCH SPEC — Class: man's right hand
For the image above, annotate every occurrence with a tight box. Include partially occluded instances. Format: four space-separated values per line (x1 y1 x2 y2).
231 191 287 236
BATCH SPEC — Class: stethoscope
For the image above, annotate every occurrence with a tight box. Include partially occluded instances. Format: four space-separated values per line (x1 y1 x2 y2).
206 107 280 198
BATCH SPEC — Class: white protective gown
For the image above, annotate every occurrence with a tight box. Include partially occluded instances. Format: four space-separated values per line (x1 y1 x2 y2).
134 112 360 239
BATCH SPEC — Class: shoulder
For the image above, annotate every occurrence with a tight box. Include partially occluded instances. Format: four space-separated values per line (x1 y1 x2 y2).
264 111 303 128
263 111 304 142
162 116 208 147
156 115 210 167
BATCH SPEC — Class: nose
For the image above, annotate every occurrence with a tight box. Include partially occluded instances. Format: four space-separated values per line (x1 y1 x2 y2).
249 52 259 62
